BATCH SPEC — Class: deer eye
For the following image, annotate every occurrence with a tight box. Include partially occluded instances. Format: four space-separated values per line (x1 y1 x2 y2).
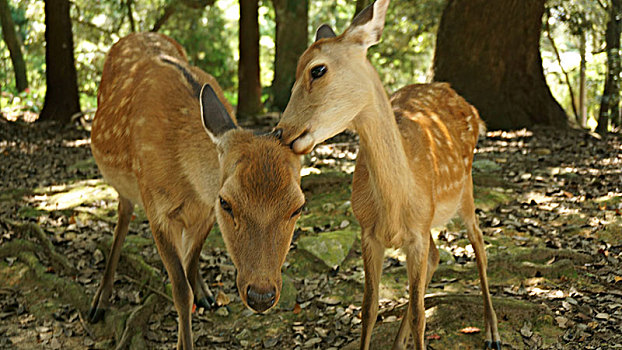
219 197 233 217
291 204 305 218
310 65 327 79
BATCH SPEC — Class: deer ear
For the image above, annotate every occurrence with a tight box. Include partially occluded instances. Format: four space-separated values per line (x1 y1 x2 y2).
200 84 237 143
315 24 336 41
344 0 389 48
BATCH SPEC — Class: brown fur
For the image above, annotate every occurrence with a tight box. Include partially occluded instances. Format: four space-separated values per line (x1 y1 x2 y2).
277 1 499 349
90 33 303 350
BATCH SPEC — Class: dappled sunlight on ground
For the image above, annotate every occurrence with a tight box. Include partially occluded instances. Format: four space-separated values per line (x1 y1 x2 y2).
1 119 621 349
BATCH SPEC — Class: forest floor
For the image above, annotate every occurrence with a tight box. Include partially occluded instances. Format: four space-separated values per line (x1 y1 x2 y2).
0 115 621 350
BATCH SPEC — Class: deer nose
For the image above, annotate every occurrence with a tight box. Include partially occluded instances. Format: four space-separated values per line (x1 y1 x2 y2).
246 285 276 313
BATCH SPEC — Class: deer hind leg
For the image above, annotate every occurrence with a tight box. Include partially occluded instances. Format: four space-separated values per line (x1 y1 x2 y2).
152 222 194 350
360 229 385 350
459 175 500 349
88 196 134 323
183 219 216 310
400 231 430 350
393 231 439 349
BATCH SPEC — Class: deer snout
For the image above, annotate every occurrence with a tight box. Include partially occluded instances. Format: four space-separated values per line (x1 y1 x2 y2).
246 285 277 313
275 123 314 154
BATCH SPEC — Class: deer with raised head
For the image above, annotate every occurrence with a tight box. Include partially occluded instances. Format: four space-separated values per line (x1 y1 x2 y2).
276 1 500 349
89 32 305 349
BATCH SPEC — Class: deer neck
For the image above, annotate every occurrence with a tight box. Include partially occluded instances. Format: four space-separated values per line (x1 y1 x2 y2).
351 71 421 243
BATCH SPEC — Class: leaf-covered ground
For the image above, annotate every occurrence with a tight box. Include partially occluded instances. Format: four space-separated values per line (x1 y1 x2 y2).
1 116 621 349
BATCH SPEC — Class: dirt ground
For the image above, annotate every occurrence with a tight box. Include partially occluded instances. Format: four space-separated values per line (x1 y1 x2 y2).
1 116 621 349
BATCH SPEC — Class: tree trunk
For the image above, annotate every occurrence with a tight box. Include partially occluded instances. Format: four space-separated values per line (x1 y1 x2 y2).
596 0 621 134
433 0 567 130
271 0 308 111
39 0 81 124
237 0 263 120
0 0 28 92
353 0 372 19
579 31 587 128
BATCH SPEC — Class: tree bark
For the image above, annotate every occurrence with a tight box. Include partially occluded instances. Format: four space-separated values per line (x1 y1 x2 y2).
39 0 81 124
0 0 28 92
237 0 263 119
271 0 308 111
433 0 567 130
596 0 621 134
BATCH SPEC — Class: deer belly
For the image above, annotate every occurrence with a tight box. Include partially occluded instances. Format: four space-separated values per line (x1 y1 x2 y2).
431 197 461 228
98 165 143 207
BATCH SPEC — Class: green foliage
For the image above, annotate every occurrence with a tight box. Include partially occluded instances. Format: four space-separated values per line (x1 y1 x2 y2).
370 0 445 91
542 0 609 128
1 0 608 126
160 3 238 91
309 0 445 92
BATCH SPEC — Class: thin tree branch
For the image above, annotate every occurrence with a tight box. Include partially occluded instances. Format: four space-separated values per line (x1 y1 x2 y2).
596 0 608 10
72 17 115 35
151 2 177 32
545 10 579 122
126 0 136 32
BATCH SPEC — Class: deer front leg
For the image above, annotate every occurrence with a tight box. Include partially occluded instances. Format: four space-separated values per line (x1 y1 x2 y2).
183 220 216 310
393 231 439 349
89 196 134 323
152 224 194 350
403 233 430 350
459 178 500 349
360 230 385 350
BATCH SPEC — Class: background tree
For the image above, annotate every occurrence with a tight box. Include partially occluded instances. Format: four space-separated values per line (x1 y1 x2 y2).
39 0 80 123
0 0 28 92
271 0 308 111
546 0 608 129
596 0 621 134
433 0 567 129
237 0 263 120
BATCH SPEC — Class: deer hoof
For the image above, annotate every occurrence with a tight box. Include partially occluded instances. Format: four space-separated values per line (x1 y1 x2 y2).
87 307 105 323
196 296 215 310
484 340 501 349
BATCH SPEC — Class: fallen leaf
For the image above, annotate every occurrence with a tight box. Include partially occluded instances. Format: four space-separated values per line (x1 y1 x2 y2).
215 291 230 306
459 326 481 334
293 303 301 314
427 334 441 340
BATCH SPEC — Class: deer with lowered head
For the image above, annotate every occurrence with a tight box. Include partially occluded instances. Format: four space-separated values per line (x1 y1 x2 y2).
89 32 305 349
276 1 501 349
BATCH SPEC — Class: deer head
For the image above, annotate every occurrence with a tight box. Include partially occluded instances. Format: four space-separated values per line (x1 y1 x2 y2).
201 85 304 312
277 0 390 154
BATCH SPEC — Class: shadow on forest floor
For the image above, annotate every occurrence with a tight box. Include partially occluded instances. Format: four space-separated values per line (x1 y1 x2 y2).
1 116 621 349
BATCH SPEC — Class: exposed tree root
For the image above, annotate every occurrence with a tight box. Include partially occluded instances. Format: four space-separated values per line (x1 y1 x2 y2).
96 239 163 289
0 218 77 275
115 293 160 350
121 274 173 303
